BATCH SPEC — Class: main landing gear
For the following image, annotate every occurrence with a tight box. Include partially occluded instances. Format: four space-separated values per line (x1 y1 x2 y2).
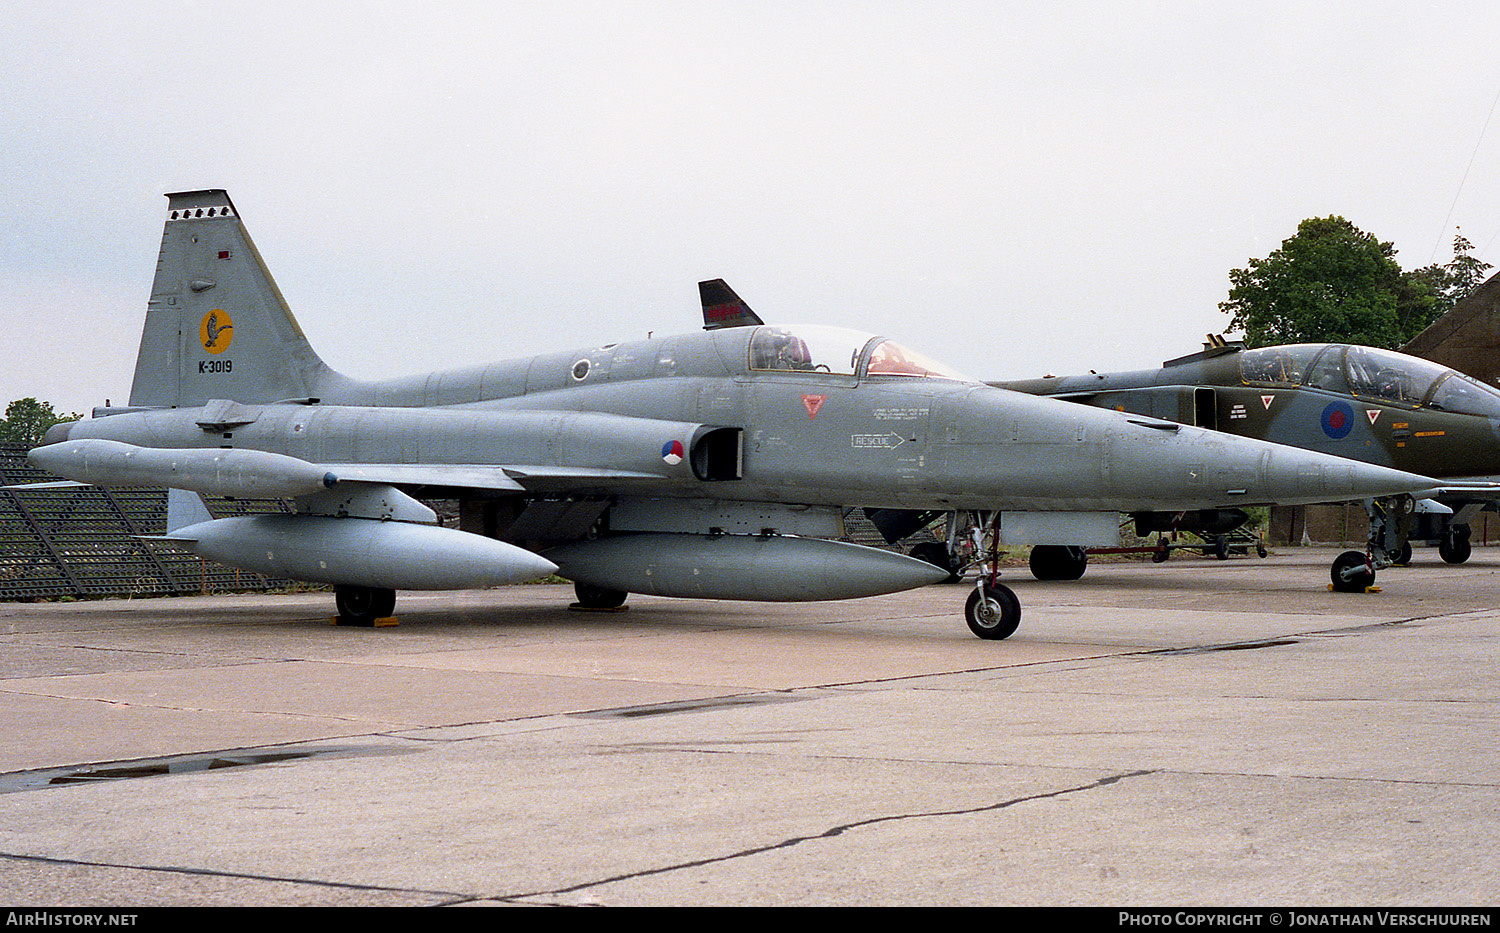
1332 498 1482 589
1028 544 1088 581
334 584 397 625
571 581 628 610
1439 523 1472 564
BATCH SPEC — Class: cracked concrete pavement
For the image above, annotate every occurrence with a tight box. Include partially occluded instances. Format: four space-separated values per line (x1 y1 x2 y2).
1 548 1498 906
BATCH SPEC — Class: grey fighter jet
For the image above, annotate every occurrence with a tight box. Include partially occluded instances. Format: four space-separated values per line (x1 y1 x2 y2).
26 191 1442 638
1001 337 1500 590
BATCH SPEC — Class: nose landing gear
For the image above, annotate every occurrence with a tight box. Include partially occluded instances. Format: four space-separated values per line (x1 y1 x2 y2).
963 512 1022 640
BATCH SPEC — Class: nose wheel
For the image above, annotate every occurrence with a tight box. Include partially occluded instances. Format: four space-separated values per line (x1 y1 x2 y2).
1330 551 1376 593
965 583 1021 639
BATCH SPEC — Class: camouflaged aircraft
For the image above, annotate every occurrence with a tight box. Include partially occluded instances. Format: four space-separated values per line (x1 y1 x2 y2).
1001 337 1500 591
22 192 1444 637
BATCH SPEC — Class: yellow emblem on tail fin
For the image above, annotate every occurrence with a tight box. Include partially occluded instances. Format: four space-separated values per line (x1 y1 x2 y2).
200 309 234 354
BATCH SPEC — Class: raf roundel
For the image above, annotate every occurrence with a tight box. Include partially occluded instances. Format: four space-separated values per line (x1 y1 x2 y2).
1321 400 1355 439
661 440 685 466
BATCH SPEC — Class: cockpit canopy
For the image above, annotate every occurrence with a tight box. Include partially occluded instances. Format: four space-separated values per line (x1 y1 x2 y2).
1239 344 1500 418
747 325 976 383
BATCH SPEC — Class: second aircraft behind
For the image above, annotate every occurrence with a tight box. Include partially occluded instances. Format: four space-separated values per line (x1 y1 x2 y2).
1001 338 1500 589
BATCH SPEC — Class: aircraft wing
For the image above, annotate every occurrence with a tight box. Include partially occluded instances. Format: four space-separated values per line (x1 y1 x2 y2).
1431 479 1500 498
321 463 666 493
492 465 669 491
2 480 89 490
26 441 677 499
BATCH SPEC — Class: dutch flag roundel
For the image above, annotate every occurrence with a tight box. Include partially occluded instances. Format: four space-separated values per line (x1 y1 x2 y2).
662 440 685 465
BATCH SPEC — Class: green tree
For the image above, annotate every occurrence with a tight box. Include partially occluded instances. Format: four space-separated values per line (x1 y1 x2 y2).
1221 219 1494 350
1398 231 1494 341
1220 216 1407 349
1395 261 1447 342
1437 229 1492 304
0 398 79 447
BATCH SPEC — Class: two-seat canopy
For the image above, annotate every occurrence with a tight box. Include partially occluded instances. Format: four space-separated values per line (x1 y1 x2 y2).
1239 344 1500 419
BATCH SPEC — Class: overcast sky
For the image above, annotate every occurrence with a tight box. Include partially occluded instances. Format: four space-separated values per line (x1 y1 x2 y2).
4 1 1500 415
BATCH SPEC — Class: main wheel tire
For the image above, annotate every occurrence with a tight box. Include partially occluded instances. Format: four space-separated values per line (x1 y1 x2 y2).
1029 545 1088 581
965 584 1021 640
1330 551 1375 593
334 585 397 625
1439 529 1472 564
574 581 628 609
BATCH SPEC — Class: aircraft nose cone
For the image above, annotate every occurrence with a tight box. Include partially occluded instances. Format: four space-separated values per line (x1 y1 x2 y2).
1259 448 1441 505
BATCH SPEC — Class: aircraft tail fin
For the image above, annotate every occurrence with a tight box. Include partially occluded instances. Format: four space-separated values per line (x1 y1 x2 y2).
128 190 336 408
699 278 764 330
